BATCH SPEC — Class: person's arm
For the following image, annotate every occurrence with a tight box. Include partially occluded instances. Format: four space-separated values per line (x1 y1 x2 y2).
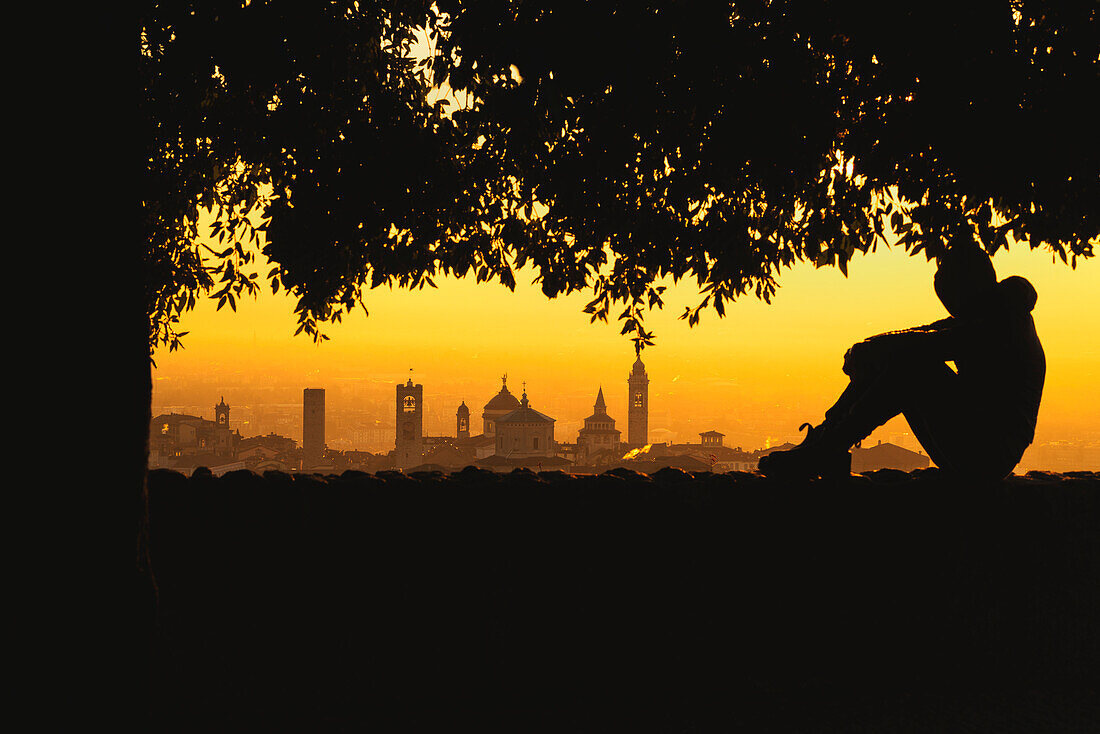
907 317 956 333
844 317 969 375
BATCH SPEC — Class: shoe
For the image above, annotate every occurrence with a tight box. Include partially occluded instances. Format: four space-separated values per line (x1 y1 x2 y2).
758 423 852 480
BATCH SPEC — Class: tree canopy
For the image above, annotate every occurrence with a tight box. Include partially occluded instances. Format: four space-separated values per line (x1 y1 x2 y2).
142 0 1098 354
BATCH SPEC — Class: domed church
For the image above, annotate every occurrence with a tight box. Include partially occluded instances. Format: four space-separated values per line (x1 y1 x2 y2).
481 374 522 437
494 387 556 458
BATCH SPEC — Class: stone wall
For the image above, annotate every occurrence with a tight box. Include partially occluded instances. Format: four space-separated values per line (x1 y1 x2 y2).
147 467 1099 731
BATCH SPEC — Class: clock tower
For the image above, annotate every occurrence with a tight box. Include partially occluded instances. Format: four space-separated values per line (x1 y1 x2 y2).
395 379 424 470
627 356 649 447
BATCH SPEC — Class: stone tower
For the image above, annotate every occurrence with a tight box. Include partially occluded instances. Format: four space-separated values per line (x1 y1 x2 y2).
395 379 424 470
627 356 649 447
215 396 230 428
456 401 470 439
214 396 232 456
303 388 326 468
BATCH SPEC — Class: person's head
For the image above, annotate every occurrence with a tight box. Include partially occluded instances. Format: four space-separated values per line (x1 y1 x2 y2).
996 275 1038 314
934 240 997 318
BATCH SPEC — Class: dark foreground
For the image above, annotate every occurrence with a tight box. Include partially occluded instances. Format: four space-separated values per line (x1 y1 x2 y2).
145 467 1099 732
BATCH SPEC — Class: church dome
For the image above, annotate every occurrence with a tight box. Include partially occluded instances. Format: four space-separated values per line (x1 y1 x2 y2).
484 377 521 412
498 391 554 424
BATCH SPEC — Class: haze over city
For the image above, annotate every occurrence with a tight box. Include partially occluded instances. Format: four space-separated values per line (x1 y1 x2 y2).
152 240 1099 472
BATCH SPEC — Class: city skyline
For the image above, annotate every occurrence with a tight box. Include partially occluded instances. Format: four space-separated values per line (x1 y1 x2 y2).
151 366 911 455
152 351 1099 474
150 359 930 477
152 241 1100 471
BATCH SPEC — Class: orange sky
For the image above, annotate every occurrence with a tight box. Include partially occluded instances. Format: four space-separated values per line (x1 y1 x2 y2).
152 236 1098 467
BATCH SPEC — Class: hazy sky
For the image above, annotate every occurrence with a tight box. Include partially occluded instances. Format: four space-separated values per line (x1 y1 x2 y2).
152 231 1098 458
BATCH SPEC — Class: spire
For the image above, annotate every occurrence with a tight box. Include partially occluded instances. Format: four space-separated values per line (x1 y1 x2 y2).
594 386 606 414
520 386 529 408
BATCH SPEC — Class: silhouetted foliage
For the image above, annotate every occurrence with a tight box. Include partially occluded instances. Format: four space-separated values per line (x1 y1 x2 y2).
143 1 1098 352
142 1 460 352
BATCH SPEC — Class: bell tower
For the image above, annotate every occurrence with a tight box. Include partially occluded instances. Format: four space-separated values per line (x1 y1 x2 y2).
628 356 649 447
395 378 424 470
214 397 231 456
456 401 470 439
215 397 230 428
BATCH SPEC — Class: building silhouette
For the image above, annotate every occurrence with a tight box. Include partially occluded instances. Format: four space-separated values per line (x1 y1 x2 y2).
388 375 570 472
238 432 296 458
850 440 931 473
494 387 556 459
628 356 649 447
482 375 521 437
700 430 724 447
621 432 757 473
150 398 242 473
577 387 621 464
215 397 230 429
395 379 424 470
394 377 522 472
303 388 326 469
456 401 470 439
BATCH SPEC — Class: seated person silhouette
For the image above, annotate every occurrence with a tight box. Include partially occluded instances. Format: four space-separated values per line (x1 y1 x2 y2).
759 240 1045 481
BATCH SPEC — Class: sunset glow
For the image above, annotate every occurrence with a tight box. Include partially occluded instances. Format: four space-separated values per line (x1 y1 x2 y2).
152 238 1099 470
